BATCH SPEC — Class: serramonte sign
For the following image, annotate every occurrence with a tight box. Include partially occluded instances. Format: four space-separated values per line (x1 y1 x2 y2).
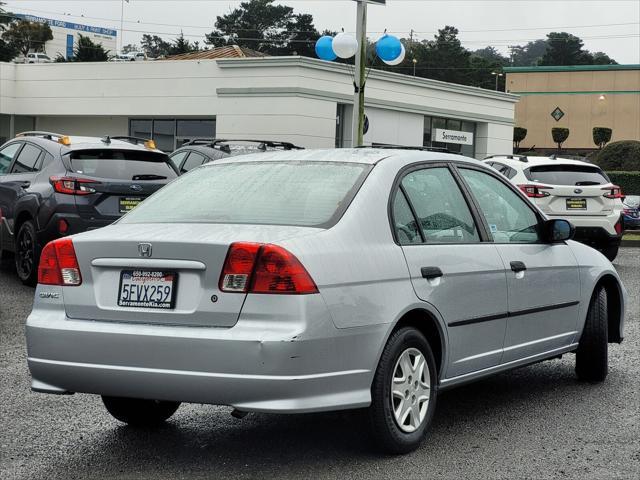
434 129 474 146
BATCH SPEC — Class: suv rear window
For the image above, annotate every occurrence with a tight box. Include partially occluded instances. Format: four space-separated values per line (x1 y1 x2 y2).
525 165 609 186
120 161 371 227
69 150 177 181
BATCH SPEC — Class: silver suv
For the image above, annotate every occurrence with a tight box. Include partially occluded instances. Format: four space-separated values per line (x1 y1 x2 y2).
484 155 625 260
26 148 626 454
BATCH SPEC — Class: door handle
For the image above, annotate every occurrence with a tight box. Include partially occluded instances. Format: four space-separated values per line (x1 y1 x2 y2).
510 261 527 273
421 266 443 279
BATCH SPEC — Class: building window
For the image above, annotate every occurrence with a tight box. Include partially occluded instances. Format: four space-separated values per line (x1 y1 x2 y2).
129 118 216 152
424 116 476 157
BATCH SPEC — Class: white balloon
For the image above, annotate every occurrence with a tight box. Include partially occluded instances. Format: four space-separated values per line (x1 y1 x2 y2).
332 32 359 59
383 43 406 66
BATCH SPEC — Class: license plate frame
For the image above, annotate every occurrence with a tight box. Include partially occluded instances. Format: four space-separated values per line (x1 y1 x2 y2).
566 198 587 210
117 270 178 309
119 197 143 214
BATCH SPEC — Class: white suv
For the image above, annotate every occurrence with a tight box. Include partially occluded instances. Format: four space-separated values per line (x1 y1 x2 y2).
484 155 624 260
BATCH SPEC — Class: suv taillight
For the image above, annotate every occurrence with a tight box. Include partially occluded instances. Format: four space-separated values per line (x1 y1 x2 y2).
518 184 551 198
602 185 624 199
219 242 318 295
38 238 82 286
50 176 97 195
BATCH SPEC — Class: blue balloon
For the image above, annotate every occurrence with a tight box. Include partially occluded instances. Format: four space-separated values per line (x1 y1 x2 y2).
315 35 337 61
376 34 402 62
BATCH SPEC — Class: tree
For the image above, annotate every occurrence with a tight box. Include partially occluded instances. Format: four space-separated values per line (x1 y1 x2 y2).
0 2 17 61
593 127 613 150
168 31 197 55
591 52 617 65
73 34 109 62
121 43 138 54
1 19 53 57
205 0 320 56
514 127 528 151
140 34 171 58
539 32 593 66
552 127 570 153
511 39 548 66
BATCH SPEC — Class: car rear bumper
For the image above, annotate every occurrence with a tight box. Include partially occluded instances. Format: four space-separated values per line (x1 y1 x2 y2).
39 213 116 245
573 226 622 249
26 289 382 413
623 215 640 229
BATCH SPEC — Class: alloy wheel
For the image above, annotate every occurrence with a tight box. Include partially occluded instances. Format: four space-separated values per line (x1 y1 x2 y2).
391 347 431 433
16 227 35 280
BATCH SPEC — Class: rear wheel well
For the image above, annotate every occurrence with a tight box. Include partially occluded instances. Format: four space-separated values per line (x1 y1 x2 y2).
595 275 623 344
14 211 34 237
392 309 444 378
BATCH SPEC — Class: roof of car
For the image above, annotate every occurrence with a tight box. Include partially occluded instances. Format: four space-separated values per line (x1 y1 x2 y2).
485 155 597 168
210 148 477 165
61 136 164 153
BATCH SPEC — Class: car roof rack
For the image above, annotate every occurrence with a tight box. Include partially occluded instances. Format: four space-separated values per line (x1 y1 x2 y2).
110 135 152 146
484 154 528 163
16 131 71 146
357 144 452 153
184 138 304 152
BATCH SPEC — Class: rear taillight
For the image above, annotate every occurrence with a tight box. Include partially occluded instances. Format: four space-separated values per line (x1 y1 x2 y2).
602 185 624 199
614 217 624 235
50 176 97 195
219 242 318 295
37 238 82 286
518 184 551 198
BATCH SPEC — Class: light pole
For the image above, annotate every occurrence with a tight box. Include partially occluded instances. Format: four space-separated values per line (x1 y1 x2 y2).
120 0 129 53
491 71 503 91
412 58 417 76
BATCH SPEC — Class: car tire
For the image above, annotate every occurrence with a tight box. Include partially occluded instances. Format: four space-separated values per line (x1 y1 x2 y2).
102 396 180 426
14 220 39 286
600 245 619 262
575 286 608 382
367 326 437 454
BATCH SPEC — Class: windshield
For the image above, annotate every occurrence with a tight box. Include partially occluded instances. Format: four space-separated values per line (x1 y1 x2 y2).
69 150 178 181
525 164 609 186
120 161 371 227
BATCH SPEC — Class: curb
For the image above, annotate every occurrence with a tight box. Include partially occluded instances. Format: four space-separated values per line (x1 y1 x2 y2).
621 240 640 248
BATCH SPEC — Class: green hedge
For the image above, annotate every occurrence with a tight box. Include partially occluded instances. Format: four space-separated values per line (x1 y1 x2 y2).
606 171 640 195
594 140 640 171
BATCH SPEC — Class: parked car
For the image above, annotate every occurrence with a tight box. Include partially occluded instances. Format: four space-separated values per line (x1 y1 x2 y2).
26 148 626 454
484 154 625 260
20 53 53 64
0 132 178 285
622 195 640 229
169 139 304 174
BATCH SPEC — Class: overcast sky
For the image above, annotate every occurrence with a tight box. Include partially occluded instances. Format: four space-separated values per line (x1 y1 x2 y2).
5 0 640 63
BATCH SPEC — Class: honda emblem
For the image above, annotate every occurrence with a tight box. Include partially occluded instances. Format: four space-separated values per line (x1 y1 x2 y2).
138 243 152 258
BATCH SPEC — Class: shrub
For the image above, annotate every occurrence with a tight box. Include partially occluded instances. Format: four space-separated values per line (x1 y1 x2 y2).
551 127 569 152
606 171 640 195
594 140 640 171
593 127 612 149
513 127 527 151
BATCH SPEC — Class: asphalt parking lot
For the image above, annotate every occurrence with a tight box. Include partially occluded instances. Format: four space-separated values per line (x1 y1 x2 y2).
1 249 638 480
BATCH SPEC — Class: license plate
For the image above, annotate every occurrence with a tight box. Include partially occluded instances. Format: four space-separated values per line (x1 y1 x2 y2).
566 198 587 210
119 197 142 214
118 270 177 309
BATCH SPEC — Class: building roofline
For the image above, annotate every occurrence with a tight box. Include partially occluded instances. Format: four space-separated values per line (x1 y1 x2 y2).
216 56 520 103
504 64 640 73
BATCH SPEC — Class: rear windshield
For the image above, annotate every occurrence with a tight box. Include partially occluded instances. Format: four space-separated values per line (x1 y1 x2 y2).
69 150 177 181
120 161 371 227
525 165 609 186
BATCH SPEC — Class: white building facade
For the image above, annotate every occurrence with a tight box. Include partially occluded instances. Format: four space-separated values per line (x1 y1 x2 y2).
0 56 517 157
13 13 117 60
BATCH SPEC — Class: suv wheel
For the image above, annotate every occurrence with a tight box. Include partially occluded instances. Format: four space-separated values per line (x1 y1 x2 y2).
102 396 180 426
575 286 608 382
600 245 619 262
15 220 38 286
367 327 437 454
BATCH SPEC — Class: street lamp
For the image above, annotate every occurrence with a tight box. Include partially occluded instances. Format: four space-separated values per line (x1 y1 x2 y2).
413 58 417 76
491 71 503 91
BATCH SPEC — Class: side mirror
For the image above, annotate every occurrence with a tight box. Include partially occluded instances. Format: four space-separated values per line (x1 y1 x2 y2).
545 219 574 243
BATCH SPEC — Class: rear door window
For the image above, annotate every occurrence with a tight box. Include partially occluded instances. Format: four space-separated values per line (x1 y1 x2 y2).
69 150 178 180
120 161 371 227
181 152 207 173
10 143 42 173
525 165 609 186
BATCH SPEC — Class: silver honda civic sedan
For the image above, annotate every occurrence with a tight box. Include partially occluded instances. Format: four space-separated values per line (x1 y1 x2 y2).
26 148 626 454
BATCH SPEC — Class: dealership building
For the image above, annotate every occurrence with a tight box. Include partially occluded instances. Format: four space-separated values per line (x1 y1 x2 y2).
12 13 117 61
0 55 517 157
505 64 640 152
